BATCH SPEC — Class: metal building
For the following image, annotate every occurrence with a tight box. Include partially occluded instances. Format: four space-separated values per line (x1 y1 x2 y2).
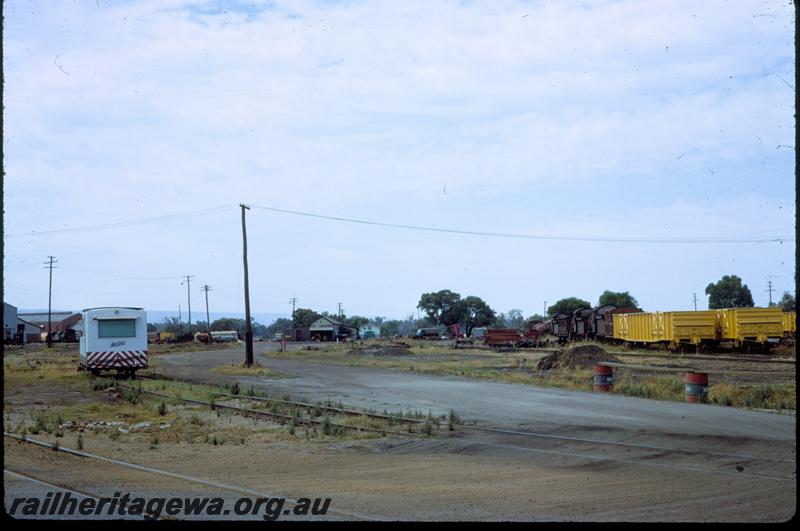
309 316 359 341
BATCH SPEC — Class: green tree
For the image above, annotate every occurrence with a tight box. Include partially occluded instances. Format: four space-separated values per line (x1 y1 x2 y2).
497 309 525 329
380 320 401 337
705 275 754 309
598 290 639 308
418 290 464 325
292 308 319 328
779 291 796 311
265 318 293 337
547 297 591 316
160 316 184 335
209 318 267 337
457 296 497 334
343 315 370 328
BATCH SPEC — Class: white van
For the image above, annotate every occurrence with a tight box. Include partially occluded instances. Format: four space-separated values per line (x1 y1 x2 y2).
79 307 148 375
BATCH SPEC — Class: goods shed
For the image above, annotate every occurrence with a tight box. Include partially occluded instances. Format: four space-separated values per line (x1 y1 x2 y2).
309 316 359 341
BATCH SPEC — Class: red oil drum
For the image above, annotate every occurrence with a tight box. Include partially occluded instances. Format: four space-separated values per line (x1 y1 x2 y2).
684 372 709 403
593 364 613 392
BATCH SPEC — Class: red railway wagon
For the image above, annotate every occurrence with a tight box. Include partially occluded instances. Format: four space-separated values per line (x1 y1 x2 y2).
485 328 523 348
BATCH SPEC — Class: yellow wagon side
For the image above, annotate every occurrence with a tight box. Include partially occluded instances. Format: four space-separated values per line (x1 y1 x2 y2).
717 307 783 346
782 311 796 338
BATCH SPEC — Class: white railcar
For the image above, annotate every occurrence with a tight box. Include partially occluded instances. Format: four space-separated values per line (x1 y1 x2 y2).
79 307 148 375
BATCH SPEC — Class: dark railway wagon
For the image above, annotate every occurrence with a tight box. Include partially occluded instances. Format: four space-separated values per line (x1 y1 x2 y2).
551 313 572 343
571 307 594 340
597 306 642 339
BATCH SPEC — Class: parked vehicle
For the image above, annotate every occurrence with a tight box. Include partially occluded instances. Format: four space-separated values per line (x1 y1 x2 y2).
211 330 240 342
148 331 176 344
79 307 148 376
414 327 442 339
470 327 487 339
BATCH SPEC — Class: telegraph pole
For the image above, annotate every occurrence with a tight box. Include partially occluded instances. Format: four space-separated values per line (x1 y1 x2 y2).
289 297 298 318
181 275 194 334
543 301 547 318
337 302 343 320
692 292 698 311
201 285 212 335
44 256 58 348
240 204 253 366
766 277 776 306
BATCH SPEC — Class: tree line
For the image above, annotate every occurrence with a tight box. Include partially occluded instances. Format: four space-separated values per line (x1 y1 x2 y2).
168 275 795 338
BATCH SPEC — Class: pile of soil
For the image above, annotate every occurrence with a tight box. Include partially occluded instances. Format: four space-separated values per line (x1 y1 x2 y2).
536 344 620 370
348 344 413 357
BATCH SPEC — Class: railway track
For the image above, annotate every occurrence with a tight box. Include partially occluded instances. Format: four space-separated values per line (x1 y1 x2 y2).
103 377 431 437
136 373 427 424
95 375 794 483
4 433 378 521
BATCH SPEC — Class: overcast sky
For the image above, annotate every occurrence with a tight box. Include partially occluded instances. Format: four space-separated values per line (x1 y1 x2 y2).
3 0 795 323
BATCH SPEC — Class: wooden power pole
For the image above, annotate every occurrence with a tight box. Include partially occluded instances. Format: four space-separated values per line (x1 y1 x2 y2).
44 256 57 348
181 275 194 335
240 204 254 366
202 284 212 335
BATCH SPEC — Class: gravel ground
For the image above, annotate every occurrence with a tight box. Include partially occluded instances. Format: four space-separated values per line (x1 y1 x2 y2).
5 344 796 521
5 432 795 522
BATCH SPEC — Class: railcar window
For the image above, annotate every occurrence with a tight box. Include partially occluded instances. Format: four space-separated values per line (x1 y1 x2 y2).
97 319 136 338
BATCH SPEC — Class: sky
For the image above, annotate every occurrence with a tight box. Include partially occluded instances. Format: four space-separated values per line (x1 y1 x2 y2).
2 0 796 324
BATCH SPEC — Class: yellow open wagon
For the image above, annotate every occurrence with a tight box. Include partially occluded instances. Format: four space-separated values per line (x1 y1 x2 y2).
782 311 796 338
716 307 783 348
613 311 718 351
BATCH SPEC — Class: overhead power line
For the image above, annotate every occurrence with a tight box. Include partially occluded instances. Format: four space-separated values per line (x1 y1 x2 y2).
7 203 790 243
7 206 236 238
249 204 788 244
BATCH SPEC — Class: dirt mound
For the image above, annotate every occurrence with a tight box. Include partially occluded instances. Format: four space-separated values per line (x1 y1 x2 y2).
536 344 619 370
348 344 413 357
